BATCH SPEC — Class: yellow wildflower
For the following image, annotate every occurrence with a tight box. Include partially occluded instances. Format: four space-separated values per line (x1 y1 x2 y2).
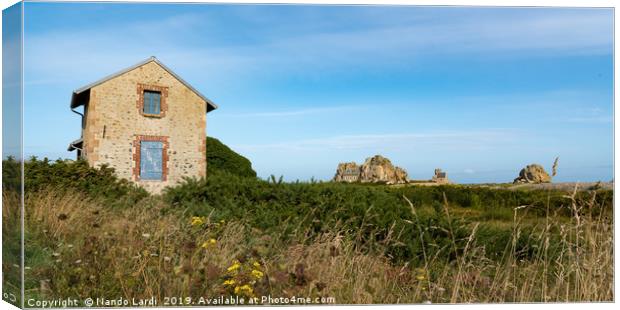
223 279 236 286
227 261 241 272
416 275 425 281
201 239 217 249
251 269 264 279
252 261 261 268
191 216 204 226
234 284 253 295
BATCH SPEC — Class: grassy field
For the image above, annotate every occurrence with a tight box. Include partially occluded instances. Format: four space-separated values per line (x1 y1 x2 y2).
2 158 614 305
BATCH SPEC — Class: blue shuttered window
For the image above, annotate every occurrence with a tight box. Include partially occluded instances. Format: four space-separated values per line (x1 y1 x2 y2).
143 91 161 115
140 141 163 180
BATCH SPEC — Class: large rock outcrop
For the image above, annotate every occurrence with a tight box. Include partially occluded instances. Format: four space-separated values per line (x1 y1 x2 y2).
334 155 408 184
513 164 551 184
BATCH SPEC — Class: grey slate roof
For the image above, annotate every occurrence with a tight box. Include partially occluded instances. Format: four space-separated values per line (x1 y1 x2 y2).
70 56 218 112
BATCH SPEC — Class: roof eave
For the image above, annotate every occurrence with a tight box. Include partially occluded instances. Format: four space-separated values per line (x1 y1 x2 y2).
67 138 83 152
70 92 79 109
206 99 218 113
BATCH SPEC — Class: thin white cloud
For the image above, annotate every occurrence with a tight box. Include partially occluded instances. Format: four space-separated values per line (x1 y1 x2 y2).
23 8 612 85
553 106 613 124
218 105 366 118
260 9 612 60
564 116 613 123
234 129 519 152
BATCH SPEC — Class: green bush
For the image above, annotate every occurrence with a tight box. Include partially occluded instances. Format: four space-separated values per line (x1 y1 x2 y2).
163 170 483 263
164 172 614 264
9 152 610 266
20 157 148 207
2 156 21 192
393 185 608 216
206 137 256 178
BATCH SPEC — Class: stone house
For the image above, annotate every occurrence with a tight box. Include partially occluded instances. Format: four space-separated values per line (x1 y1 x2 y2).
67 57 218 193
431 168 449 184
334 163 361 183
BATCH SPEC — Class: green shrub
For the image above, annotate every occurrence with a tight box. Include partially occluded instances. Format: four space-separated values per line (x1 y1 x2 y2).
393 185 607 216
10 152 610 267
20 157 148 207
163 170 486 263
206 137 256 178
2 156 21 192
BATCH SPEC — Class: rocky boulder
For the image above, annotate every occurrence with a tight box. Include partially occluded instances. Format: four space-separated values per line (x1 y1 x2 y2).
394 167 408 184
359 155 408 184
513 164 551 184
333 162 361 182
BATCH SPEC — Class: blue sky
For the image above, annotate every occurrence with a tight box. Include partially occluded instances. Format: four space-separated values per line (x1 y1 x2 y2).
2 2 21 161
20 2 613 183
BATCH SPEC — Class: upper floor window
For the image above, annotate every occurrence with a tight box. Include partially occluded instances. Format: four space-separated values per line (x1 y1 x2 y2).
137 84 167 117
143 90 161 115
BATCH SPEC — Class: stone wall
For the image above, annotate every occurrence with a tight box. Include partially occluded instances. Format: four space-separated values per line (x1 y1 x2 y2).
82 61 207 193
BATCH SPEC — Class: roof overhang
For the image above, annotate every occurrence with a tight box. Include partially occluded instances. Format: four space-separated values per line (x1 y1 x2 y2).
69 56 218 113
67 138 83 152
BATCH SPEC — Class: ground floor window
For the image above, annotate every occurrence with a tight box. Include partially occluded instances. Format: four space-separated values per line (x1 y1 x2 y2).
133 135 169 181
140 141 163 180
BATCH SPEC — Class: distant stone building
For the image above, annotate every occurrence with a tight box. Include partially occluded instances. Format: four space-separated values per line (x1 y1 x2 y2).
67 57 218 193
334 155 408 184
431 168 450 184
334 163 361 182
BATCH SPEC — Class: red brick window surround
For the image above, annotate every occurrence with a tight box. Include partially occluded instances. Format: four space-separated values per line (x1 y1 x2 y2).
137 83 169 117
132 135 169 181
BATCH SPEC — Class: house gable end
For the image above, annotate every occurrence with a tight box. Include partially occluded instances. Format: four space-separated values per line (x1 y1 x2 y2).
70 57 217 112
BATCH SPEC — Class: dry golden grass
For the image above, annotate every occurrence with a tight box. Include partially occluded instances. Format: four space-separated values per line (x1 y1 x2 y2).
13 187 614 304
